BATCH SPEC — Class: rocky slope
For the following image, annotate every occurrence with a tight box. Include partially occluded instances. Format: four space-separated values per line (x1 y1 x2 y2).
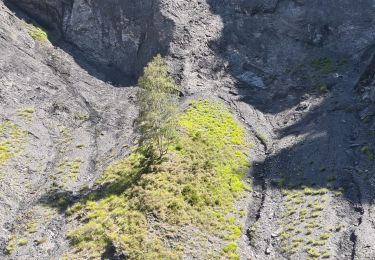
1 0 375 259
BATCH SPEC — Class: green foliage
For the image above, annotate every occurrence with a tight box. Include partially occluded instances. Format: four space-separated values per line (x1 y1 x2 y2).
361 145 375 161
55 158 82 183
27 223 38 234
18 108 34 121
75 114 89 121
0 142 11 166
28 26 48 42
306 247 320 258
303 187 329 195
6 235 16 254
319 84 329 93
35 237 46 245
310 57 335 75
135 55 179 159
18 238 28 246
279 187 333 258
67 100 250 259
0 121 27 166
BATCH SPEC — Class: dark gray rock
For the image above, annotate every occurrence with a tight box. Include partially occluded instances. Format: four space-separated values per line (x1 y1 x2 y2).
2 0 375 259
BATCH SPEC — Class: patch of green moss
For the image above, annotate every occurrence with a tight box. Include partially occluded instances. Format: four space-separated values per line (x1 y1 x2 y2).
306 247 320 258
361 145 375 161
0 142 12 166
319 84 329 93
35 237 46 245
6 235 16 254
75 114 89 121
27 223 38 234
0 121 27 166
67 100 251 259
18 238 28 246
310 57 335 75
28 26 48 42
18 108 34 121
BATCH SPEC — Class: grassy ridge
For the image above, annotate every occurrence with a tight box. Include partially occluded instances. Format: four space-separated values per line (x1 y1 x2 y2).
66 100 251 259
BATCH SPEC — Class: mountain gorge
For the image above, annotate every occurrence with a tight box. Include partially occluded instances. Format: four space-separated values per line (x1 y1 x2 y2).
1 0 375 259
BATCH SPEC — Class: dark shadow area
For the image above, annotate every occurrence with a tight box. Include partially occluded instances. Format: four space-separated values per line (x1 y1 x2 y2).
205 0 375 212
4 0 175 87
206 0 375 114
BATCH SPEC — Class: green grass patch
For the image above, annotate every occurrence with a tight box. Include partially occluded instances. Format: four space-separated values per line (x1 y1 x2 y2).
310 57 335 75
66 100 251 259
35 237 46 245
27 26 48 42
6 235 16 254
18 238 28 246
0 121 27 166
306 247 321 258
319 84 329 93
18 108 34 121
361 145 375 161
55 158 82 182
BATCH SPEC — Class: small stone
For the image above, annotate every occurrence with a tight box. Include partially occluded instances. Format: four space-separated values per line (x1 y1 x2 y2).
265 247 271 255
296 101 309 111
271 233 278 238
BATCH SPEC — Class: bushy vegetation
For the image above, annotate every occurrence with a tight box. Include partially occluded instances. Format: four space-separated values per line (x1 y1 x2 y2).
309 57 335 76
361 145 375 161
135 55 179 159
18 108 34 121
27 26 48 42
66 100 251 259
0 121 27 166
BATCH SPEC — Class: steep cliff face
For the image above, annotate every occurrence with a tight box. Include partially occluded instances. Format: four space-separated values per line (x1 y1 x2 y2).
11 0 174 78
2 0 375 259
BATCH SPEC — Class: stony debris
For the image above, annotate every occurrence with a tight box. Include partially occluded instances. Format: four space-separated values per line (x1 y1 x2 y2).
1 0 375 259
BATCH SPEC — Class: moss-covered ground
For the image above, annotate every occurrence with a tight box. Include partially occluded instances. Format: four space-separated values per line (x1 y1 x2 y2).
66 100 251 259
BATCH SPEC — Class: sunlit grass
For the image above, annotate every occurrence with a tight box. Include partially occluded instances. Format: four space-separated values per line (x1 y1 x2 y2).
66 100 251 259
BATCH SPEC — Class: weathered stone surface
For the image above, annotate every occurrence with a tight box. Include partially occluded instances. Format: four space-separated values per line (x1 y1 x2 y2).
1 0 375 259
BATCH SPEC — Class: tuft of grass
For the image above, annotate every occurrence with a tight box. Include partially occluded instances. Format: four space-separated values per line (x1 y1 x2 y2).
306 247 320 258
27 223 38 234
322 251 330 258
35 237 46 245
6 235 16 254
0 121 27 166
55 158 82 182
320 232 330 240
304 188 329 195
18 108 34 121
361 145 375 161
0 142 12 166
66 100 251 259
336 224 345 232
28 26 48 42
18 238 28 246
75 114 89 121
319 85 329 93
76 144 85 149
310 57 335 75
327 175 336 182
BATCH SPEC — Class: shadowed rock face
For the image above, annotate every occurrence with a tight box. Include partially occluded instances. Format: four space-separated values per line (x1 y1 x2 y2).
12 0 174 78
2 0 375 259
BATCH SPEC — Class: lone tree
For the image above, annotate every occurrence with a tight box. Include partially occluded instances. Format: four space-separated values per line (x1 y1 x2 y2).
135 54 179 160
